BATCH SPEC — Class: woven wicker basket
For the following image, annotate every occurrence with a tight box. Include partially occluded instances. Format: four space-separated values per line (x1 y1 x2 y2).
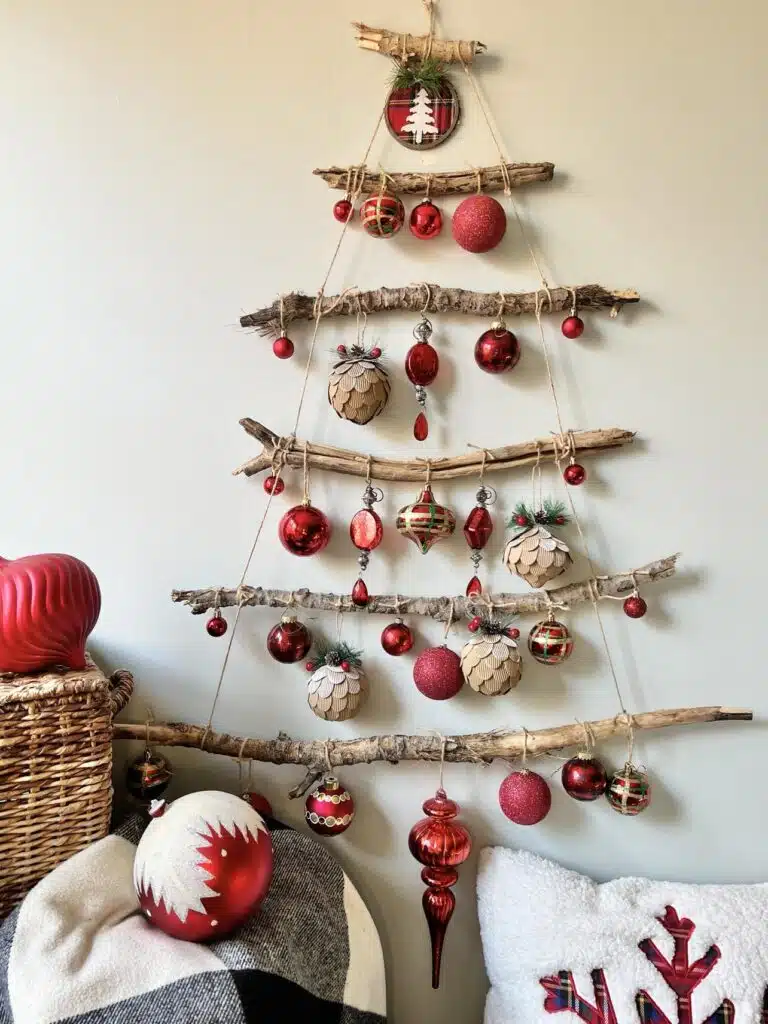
0 655 133 916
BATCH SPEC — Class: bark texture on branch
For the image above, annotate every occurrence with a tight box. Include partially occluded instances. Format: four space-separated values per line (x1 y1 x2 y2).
314 163 555 195
171 554 679 618
234 419 634 481
353 22 486 63
241 284 640 337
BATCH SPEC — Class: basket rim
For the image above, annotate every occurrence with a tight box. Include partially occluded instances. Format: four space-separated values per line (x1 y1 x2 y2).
0 653 109 706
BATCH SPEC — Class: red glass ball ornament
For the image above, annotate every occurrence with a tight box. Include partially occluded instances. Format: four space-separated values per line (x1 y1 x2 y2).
623 595 648 618
360 193 405 238
349 508 383 551
135 791 273 941
242 791 273 818
351 578 369 607
474 327 520 374
409 200 443 240
413 646 464 700
405 341 439 386
381 621 414 656
452 195 507 253
333 198 353 223
463 505 493 550
563 463 587 486
515 514 529 527
206 614 228 638
272 336 294 360
561 756 608 802
528 619 574 665
561 315 585 339
278 504 331 557
263 474 285 496
266 615 312 663
498 770 552 825
305 777 355 836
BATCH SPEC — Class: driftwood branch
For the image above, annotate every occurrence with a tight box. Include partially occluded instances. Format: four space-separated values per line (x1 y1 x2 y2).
171 554 680 618
313 163 555 196
240 284 640 336
114 708 752 788
234 419 635 481
353 22 486 64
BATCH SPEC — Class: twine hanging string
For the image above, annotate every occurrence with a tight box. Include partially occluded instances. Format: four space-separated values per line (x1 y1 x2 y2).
302 440 311 504
442 597 455 641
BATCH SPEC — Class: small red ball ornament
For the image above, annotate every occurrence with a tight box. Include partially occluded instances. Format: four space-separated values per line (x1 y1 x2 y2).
206 614 228 638
474 325 520 374
266 614 312 663
278 503 331 557
498 770 552 825
242 791 273 818
370 346 382 358
305 661 315 672
305 776 355 836
623 594 648 618
272 336 294 360
263 474 285 496
452 195 507 253
563 462 587 486
561 756 608 801
413 645 464 700
409 199 443 240
333 198 353 223
134 790 273 942
561 315 585 339
381 621 414 656
360 193 405 238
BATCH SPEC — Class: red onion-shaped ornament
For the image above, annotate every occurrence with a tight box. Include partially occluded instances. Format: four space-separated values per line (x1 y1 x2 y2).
266 614 312 663
0 553 101 673
408 788 471 989
561 755 608 801
381 620 414 656
474 324 520 374
396 485 456 554
305 776 355 836
452 195 507 253
413 645 464 700
498 770 552 825
278 503 331 557
134 790 273 941
360 193 405 238
409 200 443 240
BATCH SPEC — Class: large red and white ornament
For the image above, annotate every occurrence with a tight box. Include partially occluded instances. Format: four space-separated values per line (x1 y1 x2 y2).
452 195 507 253
498 769 552 825
360 193 405 238
266 614 312 663
305 776 355 836
278 503 331 557
413 645 464 701
134 790 273 942
561 755 608 801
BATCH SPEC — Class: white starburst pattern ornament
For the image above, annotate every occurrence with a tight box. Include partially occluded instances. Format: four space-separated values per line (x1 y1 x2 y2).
305 642 366 721
460 617 522 696
503 500 573 588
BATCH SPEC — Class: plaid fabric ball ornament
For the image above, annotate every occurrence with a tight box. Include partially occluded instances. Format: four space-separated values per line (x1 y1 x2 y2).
606 762 651 815
396 484 456 554
527 616 574 665
360 193 405 238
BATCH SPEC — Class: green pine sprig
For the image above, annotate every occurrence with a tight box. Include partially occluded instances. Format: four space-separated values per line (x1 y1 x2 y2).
310 640 363 671
474 615 518 637
507 498 570 530
390 57 448 91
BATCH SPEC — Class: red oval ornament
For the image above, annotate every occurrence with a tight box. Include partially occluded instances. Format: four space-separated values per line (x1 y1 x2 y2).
405 341 439 386
463 505 493 550
385 80 460 151
349 508 383 552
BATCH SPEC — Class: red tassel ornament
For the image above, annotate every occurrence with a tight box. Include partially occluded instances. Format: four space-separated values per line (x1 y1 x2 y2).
349 482 384 607
462 483 495 594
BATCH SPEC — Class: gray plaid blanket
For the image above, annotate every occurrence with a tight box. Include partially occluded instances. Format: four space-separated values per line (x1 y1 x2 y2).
0 814 386 1023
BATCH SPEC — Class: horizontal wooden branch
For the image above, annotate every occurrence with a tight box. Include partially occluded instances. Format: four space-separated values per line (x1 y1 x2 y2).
114 708 752 781
313 163 555 196
171 554 679 618
353 22 486 64
241 284 640 337
234 419 634 481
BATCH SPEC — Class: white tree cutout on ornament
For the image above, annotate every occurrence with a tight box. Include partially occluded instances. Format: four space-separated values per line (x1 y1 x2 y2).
402 87 439 145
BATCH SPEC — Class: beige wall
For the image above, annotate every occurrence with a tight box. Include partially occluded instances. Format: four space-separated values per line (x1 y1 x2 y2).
1 1 766 1021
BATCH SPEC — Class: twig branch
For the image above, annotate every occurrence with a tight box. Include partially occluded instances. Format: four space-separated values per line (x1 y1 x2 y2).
313 163 555 196
353 22 486 64
233 420 635 480
240 284 640 337
171 554 680 618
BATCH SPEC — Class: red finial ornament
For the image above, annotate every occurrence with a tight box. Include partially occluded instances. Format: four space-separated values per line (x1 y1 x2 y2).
408 788 472 989
405 316 439 441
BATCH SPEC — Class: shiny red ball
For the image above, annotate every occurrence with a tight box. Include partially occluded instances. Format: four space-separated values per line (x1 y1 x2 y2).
206 615 228 637
409 200 443 240
381 621 414 656
263 474 285 495
498 770 552 825
561 315 585 339
506 627 521 640
515 514 529 526
272 336 294 360
340 660 350 671
305 777 355 836
474 328 520 374
623 595 648 618
561 756 608 801
278 504 331 557
452 195 507 253
266 616 312 663
413 646 464 700
563 463 587 486
242 791 273 818
333 198 353 223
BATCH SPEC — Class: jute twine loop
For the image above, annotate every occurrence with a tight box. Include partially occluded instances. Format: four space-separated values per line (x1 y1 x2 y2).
530 441 543 511
496 291 506 319
418 282 432 315
393 593 403 619
335 594 344 641
499 160 512 196
324 740 333 773
278 295 286 336
576 719 595 757
443 597 455 640
474 167 483 194
521 727 530 769
424 173 432 200
438 733 447 789
569 286 578 317
423 457 433 487
302 441 310 504
621 713 636 764
365 454 373 485
143 705 155 751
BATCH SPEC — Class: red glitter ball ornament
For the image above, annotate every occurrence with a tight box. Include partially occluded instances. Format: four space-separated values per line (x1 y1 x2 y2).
305 776 355 836
474 327 520 374
381 621 414 656
263 474 285 496
349 508 383 551
623 594 648 618
561 315 585 339
333 198 353 223
409 200 443 240
351 578 369 607
561 756 608 802
266 615 312 663
452 195 507 253
278 504 331 557
498 770 552 825
413 646 464 700
272 336 294 360
206 614 228 638
563 463 587 486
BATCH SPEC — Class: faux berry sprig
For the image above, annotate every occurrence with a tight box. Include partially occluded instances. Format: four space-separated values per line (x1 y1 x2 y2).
335 342 383 360
508 499 570 531
467 614 520 640
305 641 363 674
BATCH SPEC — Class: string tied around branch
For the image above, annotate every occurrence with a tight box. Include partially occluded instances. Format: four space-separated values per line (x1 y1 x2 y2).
575 718 596 758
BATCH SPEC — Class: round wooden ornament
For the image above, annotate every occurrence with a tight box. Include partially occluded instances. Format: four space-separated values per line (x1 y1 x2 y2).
385 79 460 150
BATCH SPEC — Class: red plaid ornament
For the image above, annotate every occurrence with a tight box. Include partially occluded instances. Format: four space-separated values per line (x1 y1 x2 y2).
385 80 460 150
396 484 456 554
360 193 405 238
528 617 574 665
606 762 651 815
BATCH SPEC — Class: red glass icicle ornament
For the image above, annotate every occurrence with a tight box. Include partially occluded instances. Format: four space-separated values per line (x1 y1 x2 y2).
349 481 384 605
408 788 472 988
405 316 439 441
463 482 495 595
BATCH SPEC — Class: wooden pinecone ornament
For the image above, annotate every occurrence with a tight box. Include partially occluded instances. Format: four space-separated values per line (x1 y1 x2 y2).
460 618 522 696
328 344 390 425
306 643 366 721
503 500 572 588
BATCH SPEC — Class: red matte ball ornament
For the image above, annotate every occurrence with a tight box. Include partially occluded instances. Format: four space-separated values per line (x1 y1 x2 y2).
561 315 585 339
561 756 608 802
381 621 414 656
278 504 331 557
474 325 520 374
272 336 294 360
206 615 228 638
333 198 353 223
563 463 587 486
266 614 312 663
413 645 464 700
498 770 552 825
409 200 443 240
452 195 507 253
623 594 648 618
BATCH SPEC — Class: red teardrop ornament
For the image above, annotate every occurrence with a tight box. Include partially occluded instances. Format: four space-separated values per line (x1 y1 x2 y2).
349 508 383 551
465 576 482 597
351 578 369 607
405 342 439 386
463 505 493 549
414 412 429 441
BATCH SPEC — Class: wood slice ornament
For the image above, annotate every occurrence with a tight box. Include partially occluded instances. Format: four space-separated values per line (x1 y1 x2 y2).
460 618 522 696
385 60 460 150
328 344 390 424
503 501 572 588
305 644 366 721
